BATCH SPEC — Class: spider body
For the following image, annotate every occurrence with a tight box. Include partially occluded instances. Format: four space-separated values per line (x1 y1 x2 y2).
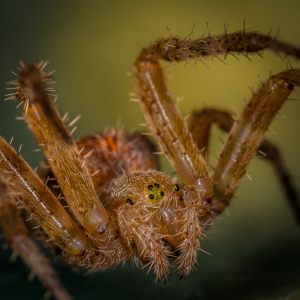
0 28 300 300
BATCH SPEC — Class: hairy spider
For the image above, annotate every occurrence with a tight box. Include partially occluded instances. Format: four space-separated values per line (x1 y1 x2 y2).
0 27 300 300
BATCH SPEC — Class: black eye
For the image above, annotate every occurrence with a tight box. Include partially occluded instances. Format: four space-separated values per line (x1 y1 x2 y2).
149 194 154 200
160 191 164 196
174 184 180 191
154 183 159 188
126 198 130 203
148 185 153 190
129 200 134 205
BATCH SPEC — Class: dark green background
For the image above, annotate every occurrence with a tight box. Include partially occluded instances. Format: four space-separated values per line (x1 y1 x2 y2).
0 1 300 299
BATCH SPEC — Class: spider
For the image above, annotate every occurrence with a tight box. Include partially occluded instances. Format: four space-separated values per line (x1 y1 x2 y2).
0 27 300 300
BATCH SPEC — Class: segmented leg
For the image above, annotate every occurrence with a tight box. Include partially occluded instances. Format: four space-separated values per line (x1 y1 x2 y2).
133 60 211 278
188 109 235 161
12 63 131 256
0 136 96 259
212 70 300 218
0 173 72 300
14 64 113 242
133 29 300 277
188 108 300 222
0 134 128 267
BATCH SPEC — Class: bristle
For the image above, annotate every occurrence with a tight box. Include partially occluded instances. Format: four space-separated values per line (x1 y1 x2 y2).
62 112 69 121
68 115 81 127
70 126 77 135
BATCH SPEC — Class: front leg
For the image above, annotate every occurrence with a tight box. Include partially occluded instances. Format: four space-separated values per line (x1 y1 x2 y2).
13 63 131 259
15 64 116 245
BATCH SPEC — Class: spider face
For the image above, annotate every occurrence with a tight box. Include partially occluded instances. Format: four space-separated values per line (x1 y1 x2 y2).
0 27 300 300
111 171 179 209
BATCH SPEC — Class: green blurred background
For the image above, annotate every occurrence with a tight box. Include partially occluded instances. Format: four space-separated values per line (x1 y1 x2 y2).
1 1 300 299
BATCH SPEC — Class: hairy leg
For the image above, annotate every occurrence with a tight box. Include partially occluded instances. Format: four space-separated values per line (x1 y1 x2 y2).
14 64 118 245
12 63 131 258
2 63 140 275
188 108 234 160
133 59 211 278
0 136 96 259
188 108 300 222
133 29 300 277
0 173 72 300
211 70 300 219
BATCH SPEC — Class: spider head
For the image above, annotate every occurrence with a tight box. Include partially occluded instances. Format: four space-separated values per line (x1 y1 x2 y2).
112 171 182 209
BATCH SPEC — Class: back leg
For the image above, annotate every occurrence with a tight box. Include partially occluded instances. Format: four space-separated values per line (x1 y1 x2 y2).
188 108 300 223
258 140 300 223
188 109 234 161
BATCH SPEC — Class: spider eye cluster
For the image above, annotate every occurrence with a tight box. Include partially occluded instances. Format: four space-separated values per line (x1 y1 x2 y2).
126 198 134 205
147 183 165 202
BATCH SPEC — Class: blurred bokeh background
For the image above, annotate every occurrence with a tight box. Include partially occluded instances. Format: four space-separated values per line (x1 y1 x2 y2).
1 1 300 299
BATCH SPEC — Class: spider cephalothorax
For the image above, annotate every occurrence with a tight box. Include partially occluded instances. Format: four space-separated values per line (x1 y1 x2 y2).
0 28 300 300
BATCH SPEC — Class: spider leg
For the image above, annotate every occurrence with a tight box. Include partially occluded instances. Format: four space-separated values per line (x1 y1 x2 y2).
133 28 300 277
0 136 96 259
188 108 300 223
0 173 72 300
133 53 212 279
0 133 134 272
133 27 300 202
258 140 300 222
188 109 234 161
13 63 131 257
211 70 300 220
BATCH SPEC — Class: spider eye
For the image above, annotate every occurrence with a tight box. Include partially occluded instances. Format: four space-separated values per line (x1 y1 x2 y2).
174 184 180 191
147 182 164 202
126 198 134 205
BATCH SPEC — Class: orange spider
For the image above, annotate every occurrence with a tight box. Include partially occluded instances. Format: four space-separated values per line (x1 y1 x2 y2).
0 27 300 300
